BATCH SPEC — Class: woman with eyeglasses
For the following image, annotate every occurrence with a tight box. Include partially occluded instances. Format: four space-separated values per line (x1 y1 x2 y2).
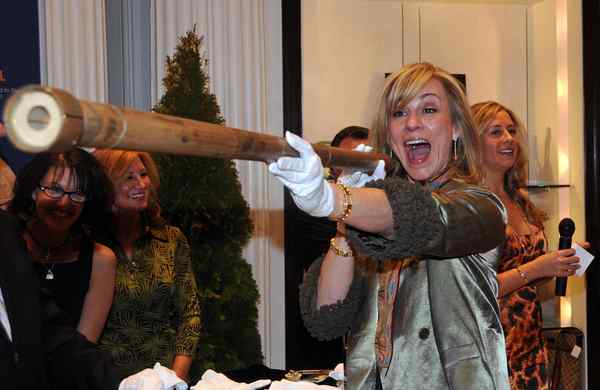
9 148 117 343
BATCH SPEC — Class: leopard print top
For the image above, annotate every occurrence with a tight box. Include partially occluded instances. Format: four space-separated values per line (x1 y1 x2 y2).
498 224 549 390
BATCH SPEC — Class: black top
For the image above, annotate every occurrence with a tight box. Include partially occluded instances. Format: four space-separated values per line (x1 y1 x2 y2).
33 236 94 327
0 210 121 390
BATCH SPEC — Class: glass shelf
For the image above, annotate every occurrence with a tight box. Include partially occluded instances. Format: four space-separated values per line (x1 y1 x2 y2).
525 183 571 190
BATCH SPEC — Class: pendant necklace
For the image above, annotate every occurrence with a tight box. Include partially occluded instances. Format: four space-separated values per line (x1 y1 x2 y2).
43 250 56 280
27 229 72 281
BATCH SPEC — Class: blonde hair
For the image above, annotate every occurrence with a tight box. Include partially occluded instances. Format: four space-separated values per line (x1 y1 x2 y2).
471 101 546 226
93 149 163 226
370 62 480 183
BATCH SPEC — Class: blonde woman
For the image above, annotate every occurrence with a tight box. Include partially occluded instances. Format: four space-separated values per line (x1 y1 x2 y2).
94 150 201 381
270 63 509 389
472 101 583 389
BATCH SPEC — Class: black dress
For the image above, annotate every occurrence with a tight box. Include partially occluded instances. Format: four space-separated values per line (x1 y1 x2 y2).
0 210 120 390
33 236 94 327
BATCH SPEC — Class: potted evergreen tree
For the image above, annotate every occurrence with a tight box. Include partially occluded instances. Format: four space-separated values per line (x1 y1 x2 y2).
152 28 263 381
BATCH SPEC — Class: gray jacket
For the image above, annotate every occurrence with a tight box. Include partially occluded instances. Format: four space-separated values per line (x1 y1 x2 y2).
299 178 509 390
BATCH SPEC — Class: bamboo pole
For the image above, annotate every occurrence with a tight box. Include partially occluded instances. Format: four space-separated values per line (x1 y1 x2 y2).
2 85 388 171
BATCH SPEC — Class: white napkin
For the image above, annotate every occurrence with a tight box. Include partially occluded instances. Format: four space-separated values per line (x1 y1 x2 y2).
154 363 188 390
191 369 271 390
574 243 595 276
118 363 187 390
329 363 344 382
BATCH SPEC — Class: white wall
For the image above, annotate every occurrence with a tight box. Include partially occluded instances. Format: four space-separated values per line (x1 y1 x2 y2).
528 0 586 385
302 0 404 143
528 0 586 322
302 1 528 143
415 3 527 122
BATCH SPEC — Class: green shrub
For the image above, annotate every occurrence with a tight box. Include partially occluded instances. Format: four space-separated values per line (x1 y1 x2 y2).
153 28 263 381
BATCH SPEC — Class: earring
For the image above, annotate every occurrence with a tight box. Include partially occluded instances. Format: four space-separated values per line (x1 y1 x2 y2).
386 146 394 158
452 139 458 161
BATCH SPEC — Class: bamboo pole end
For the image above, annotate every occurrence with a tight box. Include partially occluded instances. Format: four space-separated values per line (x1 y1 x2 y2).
3 85 83 153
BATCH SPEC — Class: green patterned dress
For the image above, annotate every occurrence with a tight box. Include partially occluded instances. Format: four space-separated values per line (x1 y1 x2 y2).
98 225 201 378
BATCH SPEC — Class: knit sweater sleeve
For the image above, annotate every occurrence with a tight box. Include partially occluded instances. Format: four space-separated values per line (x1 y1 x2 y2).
299 255 366 341
346 177 443 261
346 178 506 261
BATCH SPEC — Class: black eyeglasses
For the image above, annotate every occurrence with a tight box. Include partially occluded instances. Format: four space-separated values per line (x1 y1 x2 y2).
38 185 87 203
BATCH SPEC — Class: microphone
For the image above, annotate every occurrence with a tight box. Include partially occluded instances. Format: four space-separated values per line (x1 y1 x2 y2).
555 218 575 296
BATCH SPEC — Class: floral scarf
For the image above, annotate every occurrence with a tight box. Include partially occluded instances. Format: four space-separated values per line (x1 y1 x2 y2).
375 257 419 368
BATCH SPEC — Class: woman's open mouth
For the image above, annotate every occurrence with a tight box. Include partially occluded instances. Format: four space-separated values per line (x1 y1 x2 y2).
405 138 431 164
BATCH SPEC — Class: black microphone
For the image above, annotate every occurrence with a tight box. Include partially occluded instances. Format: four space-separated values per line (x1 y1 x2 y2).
555 218 575 296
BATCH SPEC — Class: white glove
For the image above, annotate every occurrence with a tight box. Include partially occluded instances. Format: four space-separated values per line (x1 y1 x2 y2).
191 369 271 390
268 132 334 217
336 144 386 188
119 363 188 390
330 363 345 382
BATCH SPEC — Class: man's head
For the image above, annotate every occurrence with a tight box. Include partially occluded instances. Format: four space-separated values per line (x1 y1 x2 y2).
331 126 369 149
330 126 369 179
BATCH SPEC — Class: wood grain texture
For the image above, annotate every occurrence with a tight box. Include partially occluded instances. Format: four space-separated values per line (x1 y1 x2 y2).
3 85 388 171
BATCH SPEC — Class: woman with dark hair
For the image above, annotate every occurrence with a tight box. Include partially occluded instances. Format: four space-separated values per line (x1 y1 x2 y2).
472 101 583 389
9 148 116 343
93 149 201 381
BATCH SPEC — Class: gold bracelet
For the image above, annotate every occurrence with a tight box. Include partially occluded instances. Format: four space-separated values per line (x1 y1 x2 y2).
516 266 529 284
335 183 353 221
330 237 353 257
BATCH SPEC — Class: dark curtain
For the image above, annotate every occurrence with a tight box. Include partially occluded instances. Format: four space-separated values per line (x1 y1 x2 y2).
282 0 345 370
0 0 39 173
